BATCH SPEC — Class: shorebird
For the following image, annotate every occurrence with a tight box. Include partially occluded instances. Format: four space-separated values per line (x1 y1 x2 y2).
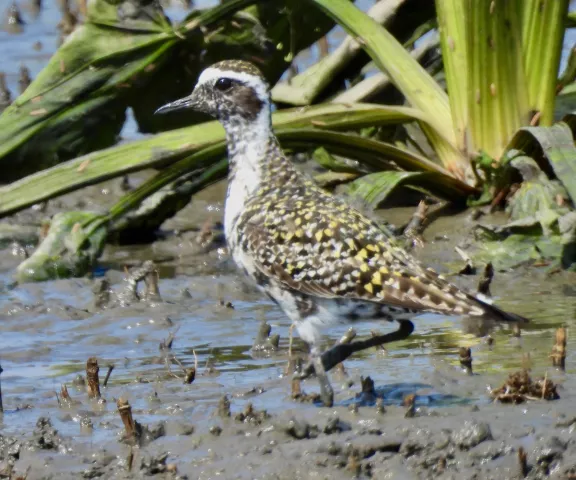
156 60 528 406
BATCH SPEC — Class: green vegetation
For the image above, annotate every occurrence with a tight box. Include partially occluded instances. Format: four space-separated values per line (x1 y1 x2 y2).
1 0 575 281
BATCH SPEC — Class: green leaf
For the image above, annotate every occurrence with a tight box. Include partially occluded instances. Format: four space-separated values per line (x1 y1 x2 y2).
436 0 468 152
313 147 360 173
92 128 475 236
471 233 562 270
506 156 569 236
0 0 259 181
466 0 530 161
271 1 434 106
506 123 576 205
15 211 107 283
279 129 461 177
0 103 457 217
345 171 468 209
308 0 470 177
521 0 569 125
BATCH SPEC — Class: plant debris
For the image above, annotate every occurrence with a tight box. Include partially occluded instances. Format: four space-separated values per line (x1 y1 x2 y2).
490 370 560 403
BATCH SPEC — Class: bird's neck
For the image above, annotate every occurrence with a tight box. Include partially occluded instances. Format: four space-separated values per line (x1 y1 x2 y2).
222 107 295 238
224 107 276 192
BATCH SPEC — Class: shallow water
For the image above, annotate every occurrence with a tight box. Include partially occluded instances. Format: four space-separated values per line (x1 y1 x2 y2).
1 2 576 478
1 182 575 425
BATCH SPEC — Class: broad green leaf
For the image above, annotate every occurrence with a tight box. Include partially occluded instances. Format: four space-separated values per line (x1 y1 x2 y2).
308 0 470 177
15 211 107 283
109 158 229 241
280 129 469 183
521 0 569 126
466 0 530 161
91 128 475 236
506 156 569 236
436 0 468 152
0 103 458 217
0 0 335 181
471 232 563 270
345 171 468 210
0 0 257 181
506 123 576 205
313 147 360 173
557 46 576 95
271 1 435 106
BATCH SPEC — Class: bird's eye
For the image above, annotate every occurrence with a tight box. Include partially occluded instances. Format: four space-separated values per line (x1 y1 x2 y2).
215 78 234 91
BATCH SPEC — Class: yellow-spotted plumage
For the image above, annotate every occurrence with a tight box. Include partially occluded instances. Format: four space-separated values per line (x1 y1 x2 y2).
156 59 528 385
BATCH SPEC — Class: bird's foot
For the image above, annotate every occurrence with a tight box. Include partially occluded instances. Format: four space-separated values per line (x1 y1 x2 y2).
294 349 334 407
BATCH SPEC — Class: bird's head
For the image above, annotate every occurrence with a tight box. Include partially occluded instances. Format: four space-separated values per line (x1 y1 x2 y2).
155 60 270 124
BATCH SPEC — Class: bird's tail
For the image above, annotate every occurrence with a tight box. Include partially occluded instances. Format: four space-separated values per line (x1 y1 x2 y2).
475 295 529 324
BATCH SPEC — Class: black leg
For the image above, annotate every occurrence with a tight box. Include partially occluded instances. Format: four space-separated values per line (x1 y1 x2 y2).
297 319 414 380
311 352 334 407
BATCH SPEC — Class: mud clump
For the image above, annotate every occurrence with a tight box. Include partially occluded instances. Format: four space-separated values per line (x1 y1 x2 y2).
234 402 270 426
29 417 65 451
451 421 493 450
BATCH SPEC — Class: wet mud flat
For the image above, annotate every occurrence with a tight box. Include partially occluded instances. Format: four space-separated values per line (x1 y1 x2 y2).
0 179 575 479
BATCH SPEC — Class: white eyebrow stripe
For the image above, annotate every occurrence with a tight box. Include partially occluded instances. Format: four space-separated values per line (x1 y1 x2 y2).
196 68 269 103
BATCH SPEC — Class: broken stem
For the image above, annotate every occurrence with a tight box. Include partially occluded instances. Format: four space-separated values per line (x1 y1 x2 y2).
550 326 566 370
117 397 137 440
102 364 114 388
86 357 101 399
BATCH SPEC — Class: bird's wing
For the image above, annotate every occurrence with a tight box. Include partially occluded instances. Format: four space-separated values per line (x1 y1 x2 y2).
239 198 486 317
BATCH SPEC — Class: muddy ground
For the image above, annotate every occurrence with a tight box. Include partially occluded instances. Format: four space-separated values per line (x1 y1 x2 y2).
0 174 575 480
1 1 576 479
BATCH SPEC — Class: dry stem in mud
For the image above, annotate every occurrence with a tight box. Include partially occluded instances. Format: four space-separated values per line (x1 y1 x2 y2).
403 393 416 418
455 246 476 275
459 347 473 375
291 377 321 404
550 326 567 370
404 200 428 250
252 321 280 352
59 384 72 407
117 397 139 443
172 350 198 384
86 357 101 399
102 364 114 387
234 402 270 426
518 446 529 478
490 370 560 403
477 262 494 296
143 266 162 303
